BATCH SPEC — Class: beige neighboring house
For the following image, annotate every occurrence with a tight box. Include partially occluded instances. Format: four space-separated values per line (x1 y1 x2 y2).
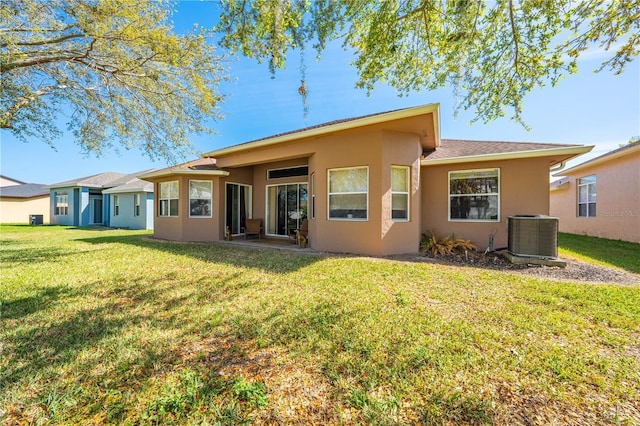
550 141 640 243
140 104 592 256
0 176 50 223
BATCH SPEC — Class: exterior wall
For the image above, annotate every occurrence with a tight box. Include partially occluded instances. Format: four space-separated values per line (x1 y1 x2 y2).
50 187 78 226
550 151 640 243
145 193 154 230
0 196 50 223
221 127 423 255
421 157 552 250
152 175 223 241
107 192 153 230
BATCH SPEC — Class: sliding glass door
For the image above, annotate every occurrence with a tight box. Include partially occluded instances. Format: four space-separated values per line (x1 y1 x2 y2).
225 183 252 235
266 183 308 236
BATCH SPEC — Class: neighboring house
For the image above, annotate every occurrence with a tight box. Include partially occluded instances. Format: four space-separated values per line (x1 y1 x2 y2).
48 171 155 229
0 181 50 223
139 104 592 256
550 141 640 243
103 178 154 230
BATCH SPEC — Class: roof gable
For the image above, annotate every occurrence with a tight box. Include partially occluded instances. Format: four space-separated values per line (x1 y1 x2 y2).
203 104 440 158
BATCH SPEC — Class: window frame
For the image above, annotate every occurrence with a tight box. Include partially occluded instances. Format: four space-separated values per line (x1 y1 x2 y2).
159 180 179 217
327 166 369 221
448 168 500 222
267 165 309 180
577 175 596 218
134 193 141 216
391 165 410 221
54 191 68 216
189 180 213 218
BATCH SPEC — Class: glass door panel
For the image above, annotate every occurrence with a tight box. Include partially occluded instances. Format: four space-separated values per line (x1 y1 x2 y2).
266 183 308 236
226 183 251 235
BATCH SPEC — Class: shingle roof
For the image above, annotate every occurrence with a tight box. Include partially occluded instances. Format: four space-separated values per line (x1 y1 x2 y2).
102 178 153 194
424 139 583 161
48 172 128 189
0 183 49 198
138 158 229 180
48 170 157 189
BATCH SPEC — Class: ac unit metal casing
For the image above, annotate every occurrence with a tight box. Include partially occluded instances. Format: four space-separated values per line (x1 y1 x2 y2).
507 215 558 258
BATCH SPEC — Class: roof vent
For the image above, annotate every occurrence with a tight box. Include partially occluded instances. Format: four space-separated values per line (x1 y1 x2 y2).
507 215 558 258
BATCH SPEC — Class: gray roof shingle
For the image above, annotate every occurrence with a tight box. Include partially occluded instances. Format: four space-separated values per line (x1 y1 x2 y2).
424 139 583 161
0 183 49 198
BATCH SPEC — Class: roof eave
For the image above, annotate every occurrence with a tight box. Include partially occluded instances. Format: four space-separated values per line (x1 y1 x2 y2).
103 187 153 194
421 145 594 166
204 103 441 158
138 169 230 180
552 142 640 176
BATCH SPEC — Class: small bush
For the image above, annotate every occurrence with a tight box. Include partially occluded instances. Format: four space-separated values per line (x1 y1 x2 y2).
420 230 477 256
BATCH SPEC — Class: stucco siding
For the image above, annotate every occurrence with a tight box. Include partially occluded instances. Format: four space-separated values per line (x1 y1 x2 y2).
49 187 77 226
108 192 153 230
421 157 552 250
550 150 640 242
0 196 50 223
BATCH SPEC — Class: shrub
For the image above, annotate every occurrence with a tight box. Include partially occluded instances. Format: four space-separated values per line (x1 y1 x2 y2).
420 230 477 256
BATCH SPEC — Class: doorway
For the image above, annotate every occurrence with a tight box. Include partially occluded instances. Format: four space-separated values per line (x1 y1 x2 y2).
225 183 252 236
266 183 308 237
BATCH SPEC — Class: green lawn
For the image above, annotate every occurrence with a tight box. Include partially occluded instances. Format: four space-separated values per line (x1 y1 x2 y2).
558 232 640 274
1 225 639 425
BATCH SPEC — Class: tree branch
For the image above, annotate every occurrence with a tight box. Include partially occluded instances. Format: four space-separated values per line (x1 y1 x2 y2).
1 85 67 128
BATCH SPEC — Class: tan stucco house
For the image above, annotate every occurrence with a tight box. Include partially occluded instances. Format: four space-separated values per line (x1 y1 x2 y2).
0 177 50 224
139 104 592 256
550 141 640 243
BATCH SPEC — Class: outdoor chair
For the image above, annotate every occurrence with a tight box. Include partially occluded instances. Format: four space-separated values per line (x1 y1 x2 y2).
243 218 262 239
295 219 308 246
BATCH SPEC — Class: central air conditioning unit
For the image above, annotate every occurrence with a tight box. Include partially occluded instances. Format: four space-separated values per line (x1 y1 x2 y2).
507 215 559 258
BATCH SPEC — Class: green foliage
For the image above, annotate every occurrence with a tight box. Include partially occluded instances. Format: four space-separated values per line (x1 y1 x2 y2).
420 229 478 256
231 377 269 408
216 0 639 126
1 0 226 162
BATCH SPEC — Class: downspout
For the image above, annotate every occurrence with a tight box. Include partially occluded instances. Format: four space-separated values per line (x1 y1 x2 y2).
550 161 566 173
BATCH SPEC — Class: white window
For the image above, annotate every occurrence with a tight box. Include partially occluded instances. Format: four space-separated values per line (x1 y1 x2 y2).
449 168 499 222
578 175 596 217
159 181 179 217
328 166 368 220
189 180 212 218
391 166 410 221
55 192 68 215
134 194 141 216
113 195 120 216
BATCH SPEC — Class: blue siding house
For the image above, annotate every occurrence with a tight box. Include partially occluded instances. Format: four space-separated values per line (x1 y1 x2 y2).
48 171 154 229
103 178 154 230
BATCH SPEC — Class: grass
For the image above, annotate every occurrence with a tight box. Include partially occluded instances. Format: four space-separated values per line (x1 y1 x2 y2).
1 225 639 424
558 232 640 274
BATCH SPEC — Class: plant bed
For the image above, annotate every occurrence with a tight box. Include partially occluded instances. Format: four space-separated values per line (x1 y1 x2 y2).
416 249 639 285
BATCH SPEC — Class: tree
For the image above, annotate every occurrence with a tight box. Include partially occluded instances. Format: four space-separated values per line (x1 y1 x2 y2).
1 0 226 162
216 0 639 126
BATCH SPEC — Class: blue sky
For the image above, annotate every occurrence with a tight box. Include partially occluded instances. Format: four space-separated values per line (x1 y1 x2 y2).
1 1 638 184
